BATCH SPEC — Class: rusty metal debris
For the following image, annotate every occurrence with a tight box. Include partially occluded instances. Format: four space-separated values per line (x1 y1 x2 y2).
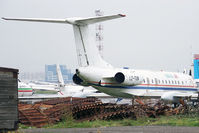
18 97 198 128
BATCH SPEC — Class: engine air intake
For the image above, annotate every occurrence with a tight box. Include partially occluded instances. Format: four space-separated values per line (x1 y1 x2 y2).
114 72 125 83
72 74 83 85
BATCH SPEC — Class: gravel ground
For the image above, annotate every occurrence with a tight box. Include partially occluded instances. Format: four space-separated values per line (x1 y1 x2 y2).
20 126 199 133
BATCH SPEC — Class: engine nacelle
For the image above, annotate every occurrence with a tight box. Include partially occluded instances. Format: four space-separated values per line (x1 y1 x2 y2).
72 74 83 85
114 72 125 83
76 67 142 86
72 74 89 86
114 72 142 86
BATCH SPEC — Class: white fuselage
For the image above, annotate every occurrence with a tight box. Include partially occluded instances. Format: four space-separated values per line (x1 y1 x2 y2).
77 66 198 99
18 82 33 97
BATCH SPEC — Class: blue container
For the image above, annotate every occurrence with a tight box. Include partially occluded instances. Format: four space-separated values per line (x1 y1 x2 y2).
194 59 199 79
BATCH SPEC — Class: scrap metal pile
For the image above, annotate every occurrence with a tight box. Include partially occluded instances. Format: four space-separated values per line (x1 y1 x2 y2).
18 97 192 128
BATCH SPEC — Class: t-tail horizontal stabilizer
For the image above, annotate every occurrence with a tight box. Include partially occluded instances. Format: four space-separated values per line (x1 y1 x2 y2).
2 14 125 25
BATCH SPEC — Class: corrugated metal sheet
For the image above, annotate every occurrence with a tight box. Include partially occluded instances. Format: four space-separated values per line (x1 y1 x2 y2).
0 67 18 130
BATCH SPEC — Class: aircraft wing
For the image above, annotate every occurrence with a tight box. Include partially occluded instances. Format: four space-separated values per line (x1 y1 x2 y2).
32 86 58 91
134 92 196 98
125 89 198 99
30 81 58 86
173 92 198 98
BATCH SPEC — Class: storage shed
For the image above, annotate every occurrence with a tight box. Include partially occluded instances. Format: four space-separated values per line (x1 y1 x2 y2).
0 67 18 131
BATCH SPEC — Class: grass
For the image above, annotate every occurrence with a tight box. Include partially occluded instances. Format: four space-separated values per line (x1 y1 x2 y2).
19 114 199 129
18 123 36 129
46 114 199 128
150 114 199 126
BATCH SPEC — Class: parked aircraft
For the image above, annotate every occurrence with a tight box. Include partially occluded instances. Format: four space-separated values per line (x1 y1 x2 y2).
18 64 96 98
18 80 33 97
3 14 199 103
18 80 59 97
56 64 97 97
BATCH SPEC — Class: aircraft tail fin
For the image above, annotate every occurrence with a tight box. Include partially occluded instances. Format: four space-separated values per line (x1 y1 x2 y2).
71 14 125 67
2 14 126 67
56 64 65 91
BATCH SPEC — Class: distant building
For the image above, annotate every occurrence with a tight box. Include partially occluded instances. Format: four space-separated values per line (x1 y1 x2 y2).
19 72 45 82
45 64 73 83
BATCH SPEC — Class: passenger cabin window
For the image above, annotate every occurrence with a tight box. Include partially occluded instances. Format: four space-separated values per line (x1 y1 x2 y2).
165 80 167 84
151 79 154 83
172 81 174 84
143 79 145 83
162 80 164 84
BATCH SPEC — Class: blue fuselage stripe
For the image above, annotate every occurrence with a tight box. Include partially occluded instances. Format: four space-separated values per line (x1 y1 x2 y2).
89 83 198 91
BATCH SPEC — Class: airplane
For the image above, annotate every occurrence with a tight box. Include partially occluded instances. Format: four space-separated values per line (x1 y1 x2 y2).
56 64 97 97
18 64 96 98
2 14 199 103
18 80 33 97
18 80 59 97
29 80 59 86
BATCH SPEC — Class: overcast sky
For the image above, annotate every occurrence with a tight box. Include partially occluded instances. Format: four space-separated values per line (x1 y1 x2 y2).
1 0 199 74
